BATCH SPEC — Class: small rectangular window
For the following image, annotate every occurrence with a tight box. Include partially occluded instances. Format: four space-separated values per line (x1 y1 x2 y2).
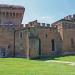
0 20 1 24
19 32 23 38
0 12 1 15
6 12 9 16
13 13 15 17
10 12 12 16
71 38 74 48
51 39 55 51
3 12 5 16
16 13 19 17
46 34 48 38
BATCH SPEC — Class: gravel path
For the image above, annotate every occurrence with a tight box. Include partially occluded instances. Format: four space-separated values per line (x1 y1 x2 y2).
45 60 75 66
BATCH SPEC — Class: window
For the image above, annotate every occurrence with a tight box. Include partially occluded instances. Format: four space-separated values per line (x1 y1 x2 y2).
6 12 9 16
1 48 6 57
2 51 5 57
8 44 11 49
46 34 48 38
10 12 12 16
16 13 19 17
13 13 15 17
71 38 74 48
0 12 1 15
19 32 23 38
51 39 55 51
0 20 1 24
3 12 5 16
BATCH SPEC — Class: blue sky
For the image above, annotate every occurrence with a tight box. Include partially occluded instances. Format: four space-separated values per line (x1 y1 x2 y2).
0 0 75 24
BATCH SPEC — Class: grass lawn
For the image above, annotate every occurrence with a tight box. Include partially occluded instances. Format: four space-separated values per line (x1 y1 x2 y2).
52 55 75 62
0 56 75 75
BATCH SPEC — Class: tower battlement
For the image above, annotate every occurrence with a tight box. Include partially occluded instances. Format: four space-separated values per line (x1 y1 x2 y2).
0 4 25 26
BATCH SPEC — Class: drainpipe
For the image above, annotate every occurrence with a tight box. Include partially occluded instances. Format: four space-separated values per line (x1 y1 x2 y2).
27 29 30 59
13 30 15 57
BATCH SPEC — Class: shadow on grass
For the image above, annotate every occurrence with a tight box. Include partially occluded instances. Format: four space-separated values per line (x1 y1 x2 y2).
32 54 75 61
1 54 75 62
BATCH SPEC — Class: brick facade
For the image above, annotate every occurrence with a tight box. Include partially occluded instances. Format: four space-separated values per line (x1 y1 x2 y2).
0 4 75 58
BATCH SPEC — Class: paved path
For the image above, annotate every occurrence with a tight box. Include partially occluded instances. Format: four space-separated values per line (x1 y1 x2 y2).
45 60 75 66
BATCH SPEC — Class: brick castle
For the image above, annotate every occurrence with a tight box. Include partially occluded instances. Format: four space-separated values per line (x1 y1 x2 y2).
0 4 75 58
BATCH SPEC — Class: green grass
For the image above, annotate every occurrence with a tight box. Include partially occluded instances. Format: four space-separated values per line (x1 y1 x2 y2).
0 56 75 75
50 55 75 62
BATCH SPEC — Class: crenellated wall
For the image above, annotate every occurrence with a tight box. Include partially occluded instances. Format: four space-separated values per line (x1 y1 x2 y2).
0 4 25 25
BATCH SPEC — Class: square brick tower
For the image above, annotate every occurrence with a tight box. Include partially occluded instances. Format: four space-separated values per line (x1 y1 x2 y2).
0 4 25 28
